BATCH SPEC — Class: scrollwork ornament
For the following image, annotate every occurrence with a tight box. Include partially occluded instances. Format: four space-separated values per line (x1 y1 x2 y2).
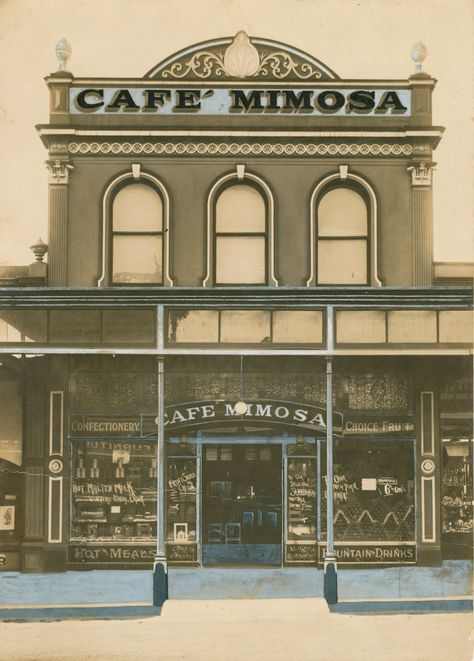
258 51 322 80
159 32 325 81
162 51 226 79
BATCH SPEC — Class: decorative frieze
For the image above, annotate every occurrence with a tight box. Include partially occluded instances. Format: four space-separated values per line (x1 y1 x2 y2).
68 141 413 157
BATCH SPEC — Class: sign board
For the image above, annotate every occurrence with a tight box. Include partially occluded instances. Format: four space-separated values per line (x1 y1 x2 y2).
70 86 411 117
342 415 415 437
70 416 142 437
285 543 318 564
68 545 155 565
160 400 342 433
70 401 344 436
318 543 416 565
167 543 198 563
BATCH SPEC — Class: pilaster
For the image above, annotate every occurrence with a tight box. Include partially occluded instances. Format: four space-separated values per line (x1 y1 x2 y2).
415 371 442 566
46 160 73 286
408 162 435 286
21 359 47 572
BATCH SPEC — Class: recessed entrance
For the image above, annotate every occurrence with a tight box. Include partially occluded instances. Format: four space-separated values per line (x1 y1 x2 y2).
202 443 282 565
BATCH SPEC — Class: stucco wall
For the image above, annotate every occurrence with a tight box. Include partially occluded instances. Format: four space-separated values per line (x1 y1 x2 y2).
66 157 413 287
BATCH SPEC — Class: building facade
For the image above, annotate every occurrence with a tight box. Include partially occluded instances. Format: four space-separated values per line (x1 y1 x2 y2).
0 34 472 600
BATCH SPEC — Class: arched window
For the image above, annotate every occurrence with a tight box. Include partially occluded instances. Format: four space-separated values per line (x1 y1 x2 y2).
111 183 163 284
214 184 267 285
98 171 172 287
308 171 380 287
316 186 369 285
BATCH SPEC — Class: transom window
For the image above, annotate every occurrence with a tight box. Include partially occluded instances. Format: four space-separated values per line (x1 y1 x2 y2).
214 184 267 285
316 186 369 285
111 183 163 284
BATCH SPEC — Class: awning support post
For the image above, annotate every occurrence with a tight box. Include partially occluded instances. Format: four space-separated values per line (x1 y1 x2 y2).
324 355 338 604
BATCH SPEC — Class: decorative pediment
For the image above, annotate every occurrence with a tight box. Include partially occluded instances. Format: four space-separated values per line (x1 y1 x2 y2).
145 32 338 82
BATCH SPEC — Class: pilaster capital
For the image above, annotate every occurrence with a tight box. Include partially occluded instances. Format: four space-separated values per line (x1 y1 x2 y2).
46 159 74 184
407 161 436 187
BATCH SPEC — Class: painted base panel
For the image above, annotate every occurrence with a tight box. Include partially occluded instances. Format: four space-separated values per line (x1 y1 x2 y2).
0 561 471 604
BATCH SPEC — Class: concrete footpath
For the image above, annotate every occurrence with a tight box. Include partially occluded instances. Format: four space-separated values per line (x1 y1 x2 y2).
0 598 473 661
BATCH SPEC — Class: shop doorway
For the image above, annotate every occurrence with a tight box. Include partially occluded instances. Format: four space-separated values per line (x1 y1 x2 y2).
202 443 282 565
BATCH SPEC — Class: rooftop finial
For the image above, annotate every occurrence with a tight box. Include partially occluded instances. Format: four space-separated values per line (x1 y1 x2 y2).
410 42 427 73
30 238 48 263
55 38 72 71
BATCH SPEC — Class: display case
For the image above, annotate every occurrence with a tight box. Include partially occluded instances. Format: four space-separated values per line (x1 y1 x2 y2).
287 445 317 541
320 440 415 542
0 458 20 540
166 443 198 562
442 440 473 541
71 440 157 542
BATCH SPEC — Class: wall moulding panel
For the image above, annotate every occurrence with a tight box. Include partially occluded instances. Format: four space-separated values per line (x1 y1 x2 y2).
49 391 64 456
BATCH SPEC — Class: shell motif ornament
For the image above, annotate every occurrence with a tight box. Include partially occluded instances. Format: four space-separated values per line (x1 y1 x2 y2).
223 31 260 78
410 42 427 73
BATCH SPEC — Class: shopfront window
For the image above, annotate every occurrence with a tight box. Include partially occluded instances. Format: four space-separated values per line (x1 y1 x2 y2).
71 440 157 542
440 371 473 557
442 440 472 536
321 440 415 542
287 446 317 541
0 459 20 542
166 447 197 546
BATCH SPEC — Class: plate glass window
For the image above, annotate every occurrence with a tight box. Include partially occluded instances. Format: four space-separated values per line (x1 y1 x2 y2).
215 185 267 285
112 184 163 284
317 187 368 285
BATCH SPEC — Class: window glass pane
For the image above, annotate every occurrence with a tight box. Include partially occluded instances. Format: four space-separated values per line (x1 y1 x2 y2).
287 458 317 540
113 235 162 283
318 188 367 236
387 310 437 344
0 311 47 343
102 310 156 344
216 236 266 284
167 310 219 343
220 310 270 343
0 382 22 466
272 311 323 344
318 239 367 284
113 184 163 231
320 441 415 543
49 310 101 343
166 458 197 542
71 440 157 542
216 185 265 233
